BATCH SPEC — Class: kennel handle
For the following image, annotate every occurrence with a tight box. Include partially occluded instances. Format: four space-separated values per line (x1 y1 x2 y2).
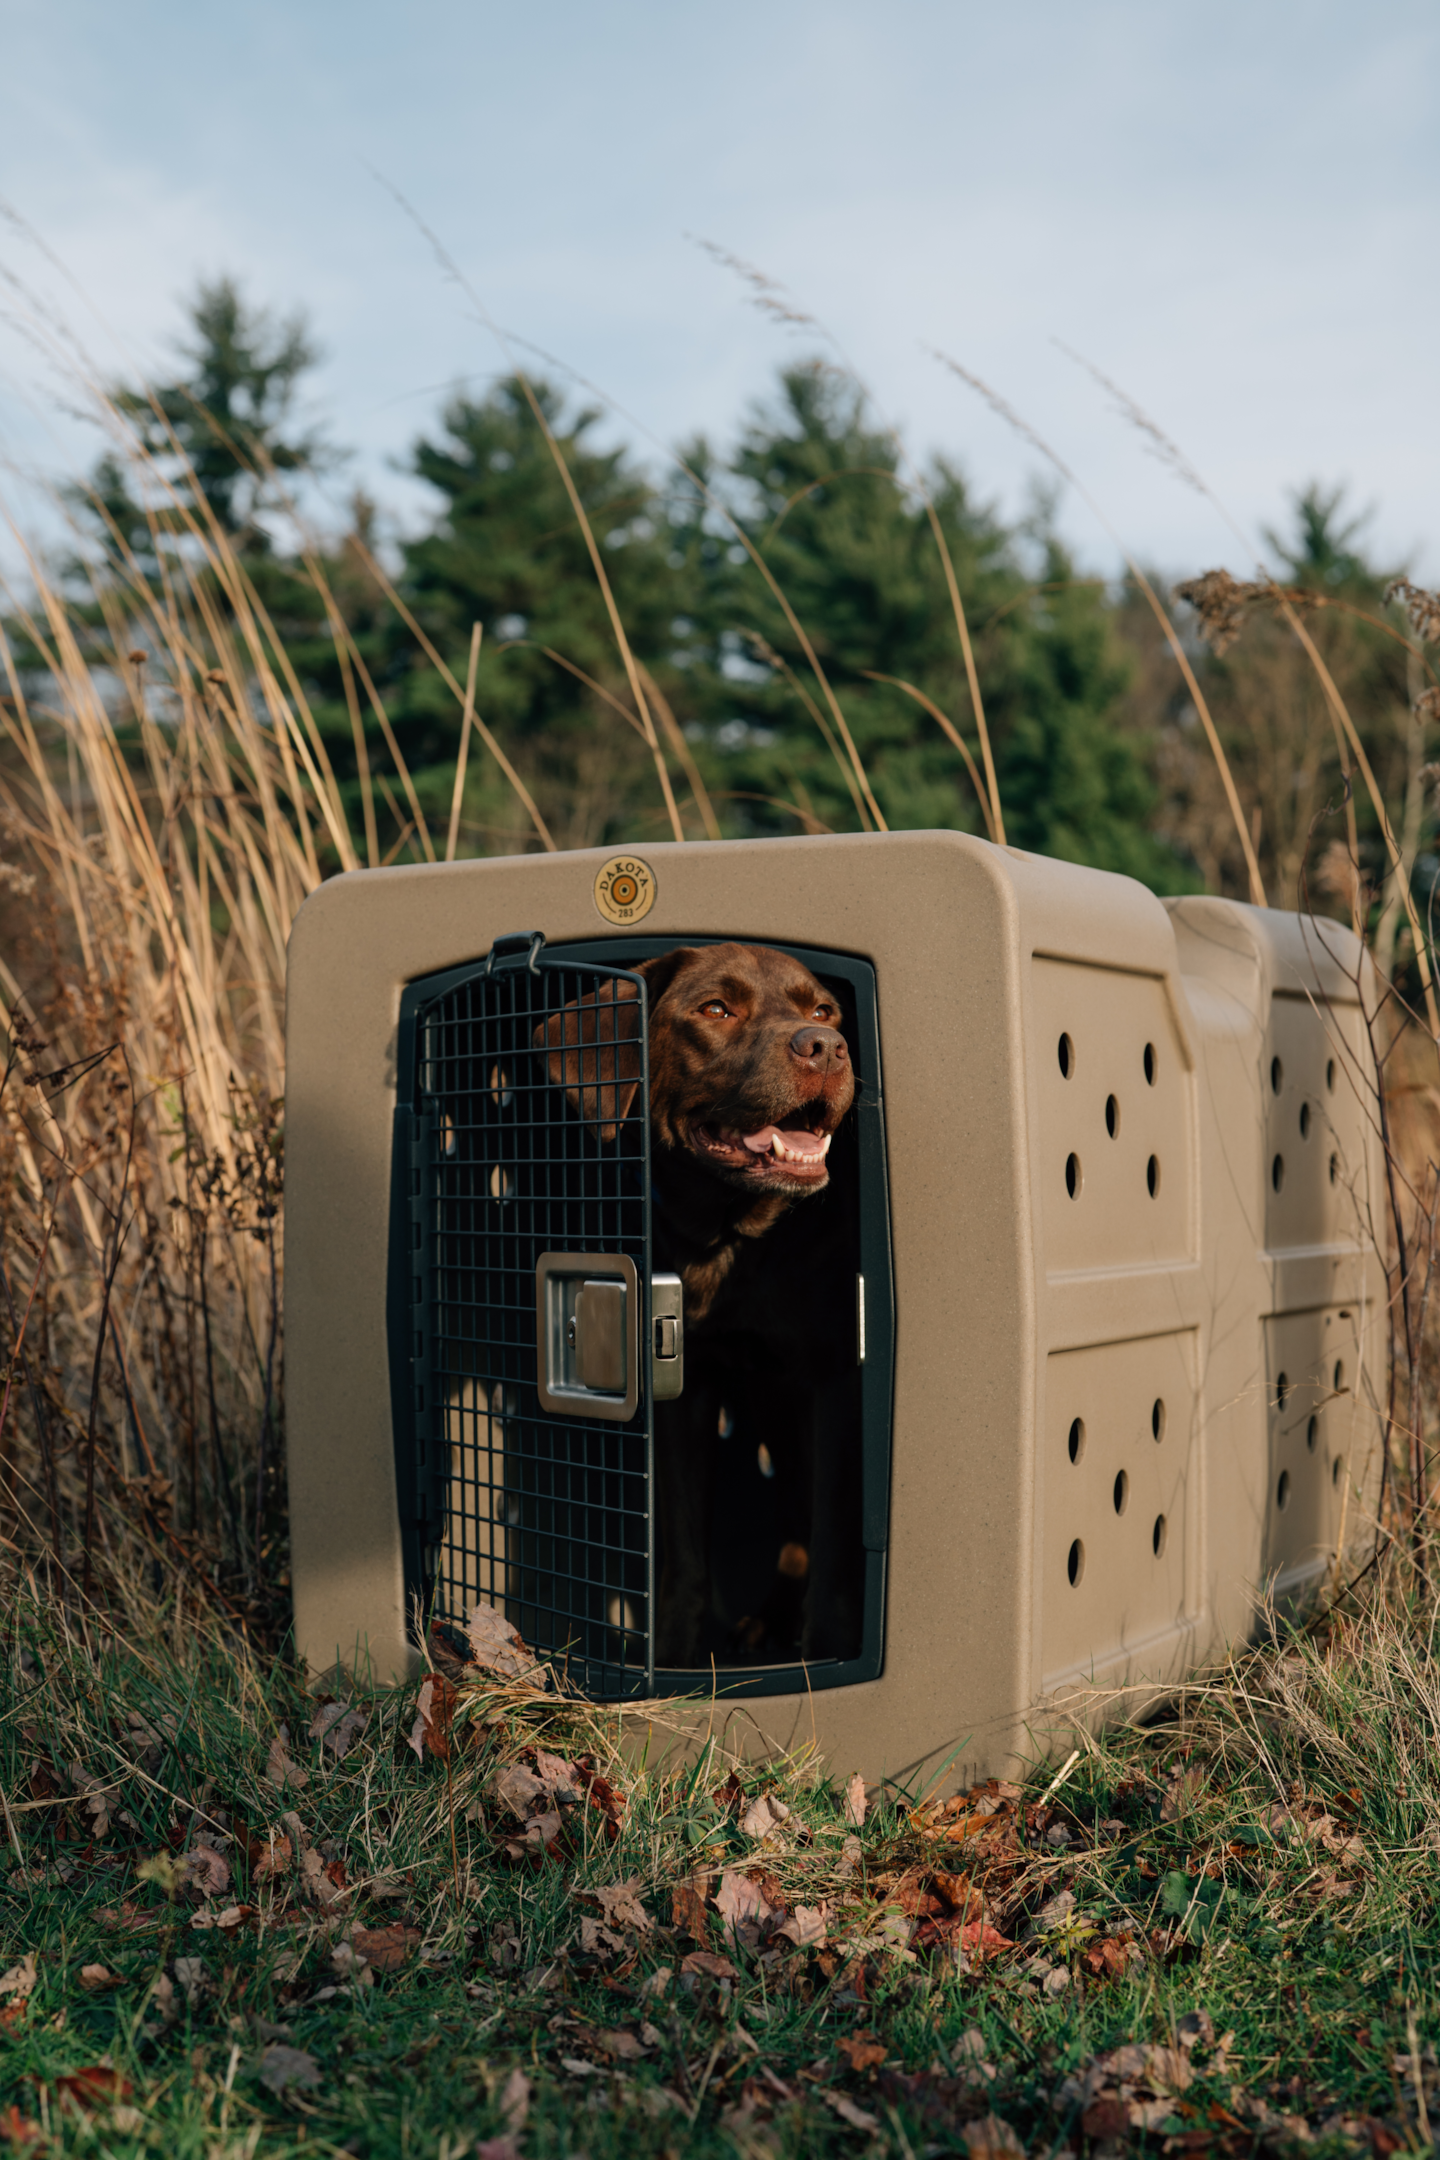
651 1273 684 1401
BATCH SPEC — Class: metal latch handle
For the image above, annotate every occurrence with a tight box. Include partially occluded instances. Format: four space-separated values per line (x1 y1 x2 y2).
651 1274 684 1401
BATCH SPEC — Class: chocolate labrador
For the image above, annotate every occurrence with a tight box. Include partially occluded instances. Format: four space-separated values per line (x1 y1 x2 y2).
537 943 863 1666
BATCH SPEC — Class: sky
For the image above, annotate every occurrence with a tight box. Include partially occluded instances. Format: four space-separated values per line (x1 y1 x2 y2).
2 0 1437 581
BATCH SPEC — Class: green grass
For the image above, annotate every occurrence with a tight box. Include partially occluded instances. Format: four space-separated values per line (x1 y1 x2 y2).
2 1585 1438 2158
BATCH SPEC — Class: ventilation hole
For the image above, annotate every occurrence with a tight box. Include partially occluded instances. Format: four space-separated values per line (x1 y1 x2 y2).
1299 1102 1311 1138
1105 1093 1119 1138
1152 1514 1168 1557
1276 1371 1289 1408
489 1062 513 1107
1146 1154 1160 1197
1152 1397 1166 1442
1066 1152 1082 1199
1326 1057 1336 1092
438 1112 458 1158
1067 1538 1085 1586
1143 1042 1156 1086
1329 1152 1339 1186
1333 1359 1345 1392
1058 1033 1074 1079
1113 1470 1129 1516
1277 1469 1291 1511
488 1165 512 1201
1332 1456 1342 1487
756 1442 775 1479
1271 1055 1284 1095
1307 1415 1318 1453
1068 1417 1086 1464
1272 1154 1285 1192
717 1406 734 1439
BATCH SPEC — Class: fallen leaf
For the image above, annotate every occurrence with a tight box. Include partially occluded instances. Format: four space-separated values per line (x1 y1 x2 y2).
1160 1763 1206 1821
837 1834 863 1878
56 2066 132 2110
578 1917 629 1960
965 2115 1025 2157
578 1877 651 1935
561 2056 603 2078
310 1702 369 1761
498 2066 530 2132
77 1965 116 1992
409 1674 457 1763
680 1948 740 1981
533 1750 582 1800
181 1844 230 1899
258 2044 322 2093
595 2028 649 2061
173 1957 208 2008
351 1924 421 1973
671 1872 713 1939
330 1940 375 1988
465 1599 543 1683
837 2033 886 2073
777 1902 829 1949
0 1956 36 2000
189 1904 257 1932
491 1762 547 1818
67 1763 113 1840
253 1832 292 1884
0 2103 41 2144
740 1792 791 1841
843 1772 867 1828
264 1726 308 1792
820 2088 880 2132
714 1868 783 1948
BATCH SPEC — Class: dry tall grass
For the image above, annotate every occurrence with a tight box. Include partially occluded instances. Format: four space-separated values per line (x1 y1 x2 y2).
1 342 1438 1653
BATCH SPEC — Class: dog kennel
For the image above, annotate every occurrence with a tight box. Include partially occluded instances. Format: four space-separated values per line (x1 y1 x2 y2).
286 831 1385 1785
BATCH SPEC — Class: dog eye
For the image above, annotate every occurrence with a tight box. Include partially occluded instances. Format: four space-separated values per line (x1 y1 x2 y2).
700 999 732 1019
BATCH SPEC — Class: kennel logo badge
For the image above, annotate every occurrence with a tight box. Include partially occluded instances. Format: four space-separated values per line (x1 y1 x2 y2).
593 854 656 925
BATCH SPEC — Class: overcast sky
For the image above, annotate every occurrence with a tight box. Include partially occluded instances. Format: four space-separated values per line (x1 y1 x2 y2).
3 0 1437 581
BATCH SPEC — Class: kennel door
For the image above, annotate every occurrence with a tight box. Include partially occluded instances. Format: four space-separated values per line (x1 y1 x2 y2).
393 933 654 1699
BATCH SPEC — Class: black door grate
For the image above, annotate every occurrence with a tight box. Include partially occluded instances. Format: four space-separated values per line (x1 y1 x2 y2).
400 935 652 1700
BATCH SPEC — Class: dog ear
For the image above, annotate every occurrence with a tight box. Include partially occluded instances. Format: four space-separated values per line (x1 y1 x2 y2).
535 979 645 1143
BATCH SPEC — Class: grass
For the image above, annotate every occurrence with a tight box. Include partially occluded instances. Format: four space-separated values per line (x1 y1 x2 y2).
2 1582 1439 2157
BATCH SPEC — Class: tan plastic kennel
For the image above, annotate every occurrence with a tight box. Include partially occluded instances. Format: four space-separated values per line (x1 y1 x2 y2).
284 832 1385 1786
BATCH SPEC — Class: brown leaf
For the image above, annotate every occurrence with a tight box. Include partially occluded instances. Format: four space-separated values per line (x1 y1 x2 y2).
776 1901 829 1949
264 1726 308 1792
671 1872 713 1939
837 2033 885 2073
680 1948 739 1981
253 1831 292 1884
0 1955 37 2000
492 1763 548 1819
465 1599 543 1683
578 1877 651 1935
964 2116 1025 2158
324 1707 369 1761
1160 1764 1206 1821
56 2066 132 2110
409 1673 457 1762
0 2103 41 2145
820 2088 880 2132
351 1924 421 1974
258 2044 322 2093
594 2027 649 2061
714 1868 782 1948
843 1772 867 1829
498 2066 530 2133
77 1965 116 1992
739 1791 791 1841
181 1844 230 1899
578 1916 629 1960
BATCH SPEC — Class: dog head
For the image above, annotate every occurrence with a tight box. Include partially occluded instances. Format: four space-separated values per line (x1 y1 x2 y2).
537 944 854 1198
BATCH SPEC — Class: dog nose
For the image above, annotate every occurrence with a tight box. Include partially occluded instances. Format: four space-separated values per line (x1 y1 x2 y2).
789 1025 846 1067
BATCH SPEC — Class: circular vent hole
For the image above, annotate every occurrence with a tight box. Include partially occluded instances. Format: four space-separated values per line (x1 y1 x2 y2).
1066 1153 1082 1199
1271 1055 1284 1095
1146 1154 1160 1197
438 1112 458 1158
1105 1094 1119 1138
1333 1359 1345 1391
1152 1397 1166 1441
1067 1538 1085 1587
1058 1033 1074 1079
1068 1417 1086 1464
1329 1152 1339 1186
1143 1042 1156 1086
1307 1415 1318 1453
1152 1514 1168 1557
1113 1470 1129 1516
1277 1469 1291 1511
1276 1371 1289 1408
1299 1102 1311 1138
1326 1057 1336 1092
1272 1154 1285 1193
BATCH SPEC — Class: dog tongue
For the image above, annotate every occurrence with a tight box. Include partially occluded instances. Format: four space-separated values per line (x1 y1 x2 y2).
741 1124 828 1158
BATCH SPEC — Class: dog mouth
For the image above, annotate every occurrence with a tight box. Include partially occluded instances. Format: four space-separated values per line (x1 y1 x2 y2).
687 1116 834 1181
